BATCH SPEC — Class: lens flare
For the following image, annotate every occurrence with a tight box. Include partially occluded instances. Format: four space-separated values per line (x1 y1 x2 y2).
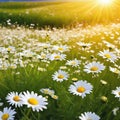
97 0 113 5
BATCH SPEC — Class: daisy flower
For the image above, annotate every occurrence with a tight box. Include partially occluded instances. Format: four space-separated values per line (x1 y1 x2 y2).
69 80 93 98
37 52 48 60
40 88 55 96
112 87 120 101
112 107 119 116
60 66 67 70
77 42 92 49
79 112 100 120
21 91 48 112
40 88 58 99
109 67 120 74
0 107 16 120
103 41 115 49
66 59 80 67
98 50 118 63
6 92 23 107
7 46 16 53
84 61 105 74
53 45 69 53
37 42 51 49
48 53 66 61
51 94 58 100
52 70 69 82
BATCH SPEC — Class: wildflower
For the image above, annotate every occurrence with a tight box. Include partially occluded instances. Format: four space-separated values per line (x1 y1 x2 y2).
37 52 47 60
72 77 78 81
21 91 48 112
52 70 69 82
38 67 46 72
112 87 120 101
7 46 15 53
53 45 69 53
84 61 105 74
98 50 118 63
48 53 66 61
112 107 119 116
69 80 93 98
51 95 58 100
40 88 55 96
79 112 100 120
0 107 16 120
77 42 92 49
6 92 23 107
109 67 120 74
60 66 67 70
66 59 80 67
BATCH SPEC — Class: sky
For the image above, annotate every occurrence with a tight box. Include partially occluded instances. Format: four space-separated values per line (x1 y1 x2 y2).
0 0 89 2
0 0 54 1
0 0 82 1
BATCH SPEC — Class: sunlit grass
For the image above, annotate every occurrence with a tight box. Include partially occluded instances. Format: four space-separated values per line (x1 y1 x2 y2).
0 1 120 27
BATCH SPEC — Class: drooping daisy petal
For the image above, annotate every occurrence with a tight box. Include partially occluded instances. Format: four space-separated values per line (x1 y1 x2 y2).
79 112 100 120
112 87 120 100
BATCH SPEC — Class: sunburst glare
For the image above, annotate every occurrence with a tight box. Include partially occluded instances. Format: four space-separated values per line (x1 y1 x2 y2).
97 0 113 5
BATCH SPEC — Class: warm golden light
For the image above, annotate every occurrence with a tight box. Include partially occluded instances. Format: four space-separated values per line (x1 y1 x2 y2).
97 0 112 5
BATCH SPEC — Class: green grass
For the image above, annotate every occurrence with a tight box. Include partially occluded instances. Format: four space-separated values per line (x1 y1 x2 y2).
0 1 120 120
0 1 120 27
0 23 120 119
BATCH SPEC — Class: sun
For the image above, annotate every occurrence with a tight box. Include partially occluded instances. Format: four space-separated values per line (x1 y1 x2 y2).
97 0 113 5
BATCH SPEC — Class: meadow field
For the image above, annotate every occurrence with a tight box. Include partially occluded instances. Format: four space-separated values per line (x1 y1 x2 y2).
0 1 120 120
0 1 120 27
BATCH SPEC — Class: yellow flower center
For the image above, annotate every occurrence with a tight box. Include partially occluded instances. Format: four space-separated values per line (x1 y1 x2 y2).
77 86 86 93
7 48 11 52
58 74 64 79
41 54 46 58
58 47 63 51
104 54 111 58
72 78 78 81
54 55 61 59
71 61 76 65
28 98 39 105
13 96 20 102
118 92 120 95
44 90 49 94
51 95 58 100
114 69 119 74
90 66 98 71
2 114 9 120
